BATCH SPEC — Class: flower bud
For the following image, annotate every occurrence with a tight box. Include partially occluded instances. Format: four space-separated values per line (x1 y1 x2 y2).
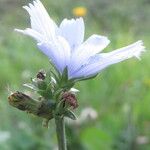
36 70 46 80
8 91 55 120
62 92 78 109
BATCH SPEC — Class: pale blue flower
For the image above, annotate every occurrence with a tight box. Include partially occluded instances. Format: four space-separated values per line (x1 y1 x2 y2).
15 0 145 80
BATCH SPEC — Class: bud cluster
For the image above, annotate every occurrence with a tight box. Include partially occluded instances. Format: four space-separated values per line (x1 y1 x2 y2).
8 69 78 127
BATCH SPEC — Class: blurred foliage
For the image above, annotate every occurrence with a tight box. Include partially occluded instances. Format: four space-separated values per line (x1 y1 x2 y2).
0 0 150 150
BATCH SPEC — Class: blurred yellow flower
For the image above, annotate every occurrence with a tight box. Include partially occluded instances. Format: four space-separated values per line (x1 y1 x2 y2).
72 7 87 17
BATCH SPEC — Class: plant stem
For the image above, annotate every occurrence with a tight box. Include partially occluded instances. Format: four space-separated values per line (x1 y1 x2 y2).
55 116 67 150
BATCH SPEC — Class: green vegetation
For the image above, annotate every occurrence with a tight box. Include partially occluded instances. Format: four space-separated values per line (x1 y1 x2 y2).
0 0 150 149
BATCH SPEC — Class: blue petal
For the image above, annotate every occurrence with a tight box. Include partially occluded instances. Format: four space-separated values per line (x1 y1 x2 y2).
59 18 84 50
68 34 110 76
19 0 58 42
38 36 71 73
70 41 145 78
15 28 44 42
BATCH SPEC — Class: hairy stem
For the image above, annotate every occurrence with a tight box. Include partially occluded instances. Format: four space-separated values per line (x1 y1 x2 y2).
55 116 67 150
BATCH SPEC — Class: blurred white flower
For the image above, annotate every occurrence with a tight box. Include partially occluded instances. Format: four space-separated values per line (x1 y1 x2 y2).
66 107 98 126
18 121 32 133
136 136 149 145
80 107 98 121
15 0 145 80
0 131 11 143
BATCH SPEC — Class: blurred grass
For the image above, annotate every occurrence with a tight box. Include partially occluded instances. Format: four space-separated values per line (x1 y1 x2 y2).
0 0 150 150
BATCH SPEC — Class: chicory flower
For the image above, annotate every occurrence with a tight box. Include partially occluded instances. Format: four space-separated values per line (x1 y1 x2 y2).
15 0 145 80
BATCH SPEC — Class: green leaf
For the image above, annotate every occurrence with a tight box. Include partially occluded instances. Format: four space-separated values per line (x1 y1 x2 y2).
37 90 46 97
45 84 53 98
53 88 63 100
64 81 75 90
37 89 52 99
64 109 77 120
51 70 60 84
44 70 51 83
23 83 38 91
37 81 47 90
55 100 65 114
49 60 61 76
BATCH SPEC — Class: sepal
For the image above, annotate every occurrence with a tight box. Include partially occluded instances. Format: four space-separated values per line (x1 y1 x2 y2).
61 67 68 85
71 73 98 82
55 100 65 115
23 83 38 91
64 109 77 120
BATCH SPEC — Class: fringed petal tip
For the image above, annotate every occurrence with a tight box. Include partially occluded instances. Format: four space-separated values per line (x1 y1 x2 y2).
61 17 83 24
134 40 146 60
87 34 110 46
14 28 29 36
14 29 23 33
22 0 44 17
14 28 43 42
14 29 30 35
99 35 110 46
22 0 40 8
14 28 32 36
